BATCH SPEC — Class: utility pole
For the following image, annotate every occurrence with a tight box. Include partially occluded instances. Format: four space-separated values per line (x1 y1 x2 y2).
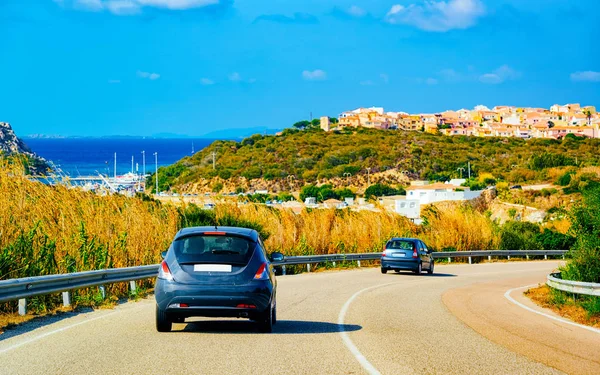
141 151 146 176
468 162 471 179
211 151 217 170
153 152 158 194
114 152 117 179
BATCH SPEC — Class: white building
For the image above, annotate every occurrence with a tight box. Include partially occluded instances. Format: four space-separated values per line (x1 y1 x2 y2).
395 199 421 222
405 183 483 205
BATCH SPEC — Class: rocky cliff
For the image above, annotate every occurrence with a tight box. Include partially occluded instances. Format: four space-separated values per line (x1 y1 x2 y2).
0 122 49 174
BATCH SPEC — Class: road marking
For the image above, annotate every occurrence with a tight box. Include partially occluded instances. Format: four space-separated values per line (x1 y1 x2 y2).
338 282 399 375
0 303 145 355
504 284 600 335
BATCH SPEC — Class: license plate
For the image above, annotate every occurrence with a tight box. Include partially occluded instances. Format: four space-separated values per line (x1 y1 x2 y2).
194 264 232 272
392 253 406 258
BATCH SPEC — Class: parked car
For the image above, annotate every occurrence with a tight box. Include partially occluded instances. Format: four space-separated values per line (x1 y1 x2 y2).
155 226 284 333
381 237 434 275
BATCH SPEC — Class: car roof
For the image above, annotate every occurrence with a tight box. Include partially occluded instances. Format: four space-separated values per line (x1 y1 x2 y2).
387 237 421 242
175 226 259 242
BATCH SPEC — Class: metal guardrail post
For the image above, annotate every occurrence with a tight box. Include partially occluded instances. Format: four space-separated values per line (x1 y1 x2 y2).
508 255 511 260
282 266 286 275
99 285 106 299
488 255 491 261
526 254 529 260
544 254 548 260
129 281 137 293
448 257 451 263
18 298 27 316
332 261 336 267
357 261 361 267
468 256 472 264
306 264 311 273
62 291 71 307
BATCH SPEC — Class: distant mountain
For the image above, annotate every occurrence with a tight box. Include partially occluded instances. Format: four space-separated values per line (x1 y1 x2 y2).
0 122 50 174
200 127 282 140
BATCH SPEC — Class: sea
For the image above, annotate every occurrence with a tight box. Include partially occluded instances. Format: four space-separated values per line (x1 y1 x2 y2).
24 138 217 177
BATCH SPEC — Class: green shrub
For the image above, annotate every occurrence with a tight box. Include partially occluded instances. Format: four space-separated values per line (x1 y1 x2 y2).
560 186 600 283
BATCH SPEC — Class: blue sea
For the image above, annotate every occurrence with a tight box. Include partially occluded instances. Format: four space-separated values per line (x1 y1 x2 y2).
24 138 216 177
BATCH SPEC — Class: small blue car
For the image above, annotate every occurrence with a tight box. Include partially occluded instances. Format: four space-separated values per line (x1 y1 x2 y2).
381 237 434 275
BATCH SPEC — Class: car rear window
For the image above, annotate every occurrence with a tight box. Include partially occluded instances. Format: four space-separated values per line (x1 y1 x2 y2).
173 235 255 265
386 240 415 250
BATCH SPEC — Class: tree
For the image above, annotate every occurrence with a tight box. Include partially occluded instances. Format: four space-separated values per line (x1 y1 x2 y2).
329 117 339 124
364 184 403 200
293 120 310 130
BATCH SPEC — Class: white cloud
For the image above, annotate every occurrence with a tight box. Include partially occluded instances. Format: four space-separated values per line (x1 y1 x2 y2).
200 78 215 85
570 71 600 82
106 0 141 15
385 0 485 32
228 72 241 82
348 5 366 17
479 65 520 84
57 0 219 15
108 79 121 84
380 73 389 83
135 0 218 10
302 69 327 81
74 0 104 11
137 71 160 80
425 78 438 85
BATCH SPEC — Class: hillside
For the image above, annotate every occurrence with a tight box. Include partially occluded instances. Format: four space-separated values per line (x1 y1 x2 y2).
150 127 600 193
0 122 49 174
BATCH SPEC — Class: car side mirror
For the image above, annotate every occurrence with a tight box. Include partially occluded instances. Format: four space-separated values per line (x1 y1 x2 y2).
161 250 167 259
270 252 284 262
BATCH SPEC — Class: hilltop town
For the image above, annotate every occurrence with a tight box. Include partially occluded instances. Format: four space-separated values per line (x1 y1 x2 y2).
320 103 599 139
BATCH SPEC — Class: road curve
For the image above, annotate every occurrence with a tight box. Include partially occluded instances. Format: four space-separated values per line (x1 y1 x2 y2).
0 261 595 374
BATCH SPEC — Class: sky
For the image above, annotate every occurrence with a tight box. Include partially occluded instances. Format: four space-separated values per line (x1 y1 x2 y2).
1 0 599 137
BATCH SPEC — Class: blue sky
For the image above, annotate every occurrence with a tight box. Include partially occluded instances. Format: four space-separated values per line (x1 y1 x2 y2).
1 0 599 136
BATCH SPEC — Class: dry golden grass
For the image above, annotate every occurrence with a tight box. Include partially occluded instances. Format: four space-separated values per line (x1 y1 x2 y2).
0 160 180 278
417 202 499 251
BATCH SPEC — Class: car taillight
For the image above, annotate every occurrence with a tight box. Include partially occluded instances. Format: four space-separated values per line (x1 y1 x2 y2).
236 304 257 309
158 260 173 281
382 249 387 257
254 263 269 280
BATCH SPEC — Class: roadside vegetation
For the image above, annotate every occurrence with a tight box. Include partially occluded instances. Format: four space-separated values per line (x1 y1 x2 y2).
525 185 600 323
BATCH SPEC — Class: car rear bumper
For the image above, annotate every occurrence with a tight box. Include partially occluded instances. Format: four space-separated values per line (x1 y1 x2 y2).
155 279 273 318
381 257 419 270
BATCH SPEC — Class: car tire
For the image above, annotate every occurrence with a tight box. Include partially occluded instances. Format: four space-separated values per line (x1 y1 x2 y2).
414 263 422 275
258 305 273 333
156 305 172 332
427 261 434 275
381 268 388 274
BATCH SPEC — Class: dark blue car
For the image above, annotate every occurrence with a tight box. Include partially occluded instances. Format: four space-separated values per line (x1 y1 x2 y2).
155 226 284 333
381 237 434 275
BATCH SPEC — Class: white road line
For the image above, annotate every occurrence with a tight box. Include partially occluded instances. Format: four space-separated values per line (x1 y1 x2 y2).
338 282 399 375
0 303 145 355
504 284 600 335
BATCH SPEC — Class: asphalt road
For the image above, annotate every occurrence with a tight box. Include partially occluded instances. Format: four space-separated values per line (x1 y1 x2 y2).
1 261 598 374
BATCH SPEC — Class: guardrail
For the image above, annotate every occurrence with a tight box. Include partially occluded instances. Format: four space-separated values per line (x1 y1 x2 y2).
546 272 600 297
0 250 567 315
